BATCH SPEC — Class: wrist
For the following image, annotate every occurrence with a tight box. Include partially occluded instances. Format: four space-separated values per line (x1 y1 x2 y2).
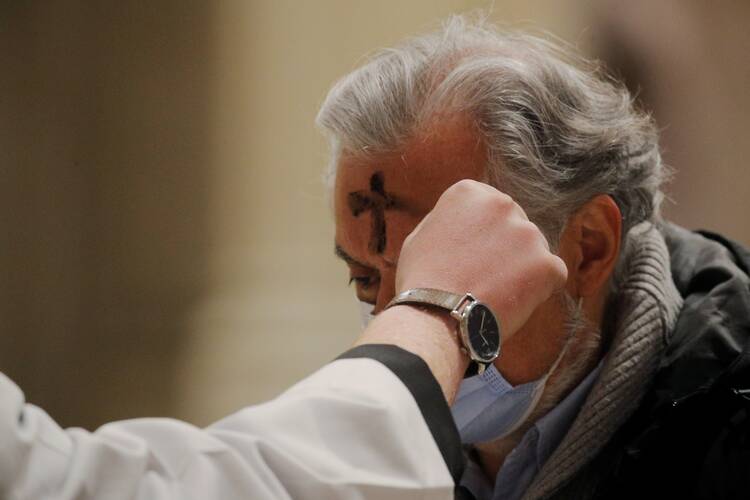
386 288 502 374
355 304 468 404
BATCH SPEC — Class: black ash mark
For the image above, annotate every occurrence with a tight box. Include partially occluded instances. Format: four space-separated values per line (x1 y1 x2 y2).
347 172 395 254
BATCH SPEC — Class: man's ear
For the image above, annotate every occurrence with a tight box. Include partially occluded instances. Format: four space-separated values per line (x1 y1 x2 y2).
559 195 622 297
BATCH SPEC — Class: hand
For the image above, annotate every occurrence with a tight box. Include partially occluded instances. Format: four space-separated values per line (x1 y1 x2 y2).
395 180 568 341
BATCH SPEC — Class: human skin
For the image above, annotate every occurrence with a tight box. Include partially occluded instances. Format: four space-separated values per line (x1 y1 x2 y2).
335 115 621 383
338 114 623 477
354 179 568 404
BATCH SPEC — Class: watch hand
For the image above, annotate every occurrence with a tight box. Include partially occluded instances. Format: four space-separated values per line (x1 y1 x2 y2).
479 312 489 345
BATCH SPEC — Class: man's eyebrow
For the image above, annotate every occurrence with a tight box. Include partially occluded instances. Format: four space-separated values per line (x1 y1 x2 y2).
334 245 369 268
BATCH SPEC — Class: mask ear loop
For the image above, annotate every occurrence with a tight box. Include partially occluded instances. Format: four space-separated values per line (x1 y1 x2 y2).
494 296 583 439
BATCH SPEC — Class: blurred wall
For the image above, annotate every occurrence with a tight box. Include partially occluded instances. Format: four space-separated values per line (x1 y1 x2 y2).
593 0 750 243
2 1 748 429
1 1 215 428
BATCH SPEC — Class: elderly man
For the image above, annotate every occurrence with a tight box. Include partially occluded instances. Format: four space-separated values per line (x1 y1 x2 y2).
321 15 750 500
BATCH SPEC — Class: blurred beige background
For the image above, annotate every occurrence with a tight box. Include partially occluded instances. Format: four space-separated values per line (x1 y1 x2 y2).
2 1 748 429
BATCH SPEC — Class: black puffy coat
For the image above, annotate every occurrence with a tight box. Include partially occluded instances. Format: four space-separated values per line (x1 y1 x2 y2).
555 224 750 499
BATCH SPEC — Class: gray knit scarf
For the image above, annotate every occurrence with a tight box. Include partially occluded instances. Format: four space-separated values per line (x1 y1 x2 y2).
521 222 684 499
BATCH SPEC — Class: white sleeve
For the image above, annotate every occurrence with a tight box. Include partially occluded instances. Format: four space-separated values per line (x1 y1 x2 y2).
0 345 467 500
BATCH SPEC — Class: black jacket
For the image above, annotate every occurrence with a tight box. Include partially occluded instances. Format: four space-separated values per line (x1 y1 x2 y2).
555 224 750 499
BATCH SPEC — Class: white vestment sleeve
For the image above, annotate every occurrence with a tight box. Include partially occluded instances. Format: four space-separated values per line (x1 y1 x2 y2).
0 345 468 499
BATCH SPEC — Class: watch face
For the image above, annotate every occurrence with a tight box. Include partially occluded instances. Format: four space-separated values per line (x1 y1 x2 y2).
465 303 501 362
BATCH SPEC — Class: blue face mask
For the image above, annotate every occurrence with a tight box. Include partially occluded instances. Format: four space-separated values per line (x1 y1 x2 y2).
359 301 375 329
451 332 572 444
358 299 574 443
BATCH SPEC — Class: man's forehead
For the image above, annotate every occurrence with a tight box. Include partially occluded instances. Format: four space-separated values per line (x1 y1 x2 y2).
335 113 486 201
337 156 410 194
333 115 487 261
335 151 484 215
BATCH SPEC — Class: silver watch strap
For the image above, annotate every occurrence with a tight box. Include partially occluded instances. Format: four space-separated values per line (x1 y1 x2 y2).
386 288 474 316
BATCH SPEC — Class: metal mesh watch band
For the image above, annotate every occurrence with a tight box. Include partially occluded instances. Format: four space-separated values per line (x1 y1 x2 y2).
386 288 475 317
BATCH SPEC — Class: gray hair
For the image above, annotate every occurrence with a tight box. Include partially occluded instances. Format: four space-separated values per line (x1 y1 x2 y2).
317 14 666 248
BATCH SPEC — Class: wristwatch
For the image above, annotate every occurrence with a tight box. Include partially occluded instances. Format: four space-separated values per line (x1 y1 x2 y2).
386 288 501 373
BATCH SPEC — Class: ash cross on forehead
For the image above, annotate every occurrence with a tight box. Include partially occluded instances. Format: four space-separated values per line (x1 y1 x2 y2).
347 171 397 254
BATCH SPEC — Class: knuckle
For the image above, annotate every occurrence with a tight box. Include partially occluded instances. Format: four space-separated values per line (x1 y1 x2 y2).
439 179 475 205
455 178 478 189
516 220 544 245
555 256 570 281
402 225 420 249
489 191 514 211
449 178 478 195
541 255 568 284
402 232 414 248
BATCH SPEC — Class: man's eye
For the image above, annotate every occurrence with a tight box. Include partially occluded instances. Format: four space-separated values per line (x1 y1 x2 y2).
348 276 376 288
